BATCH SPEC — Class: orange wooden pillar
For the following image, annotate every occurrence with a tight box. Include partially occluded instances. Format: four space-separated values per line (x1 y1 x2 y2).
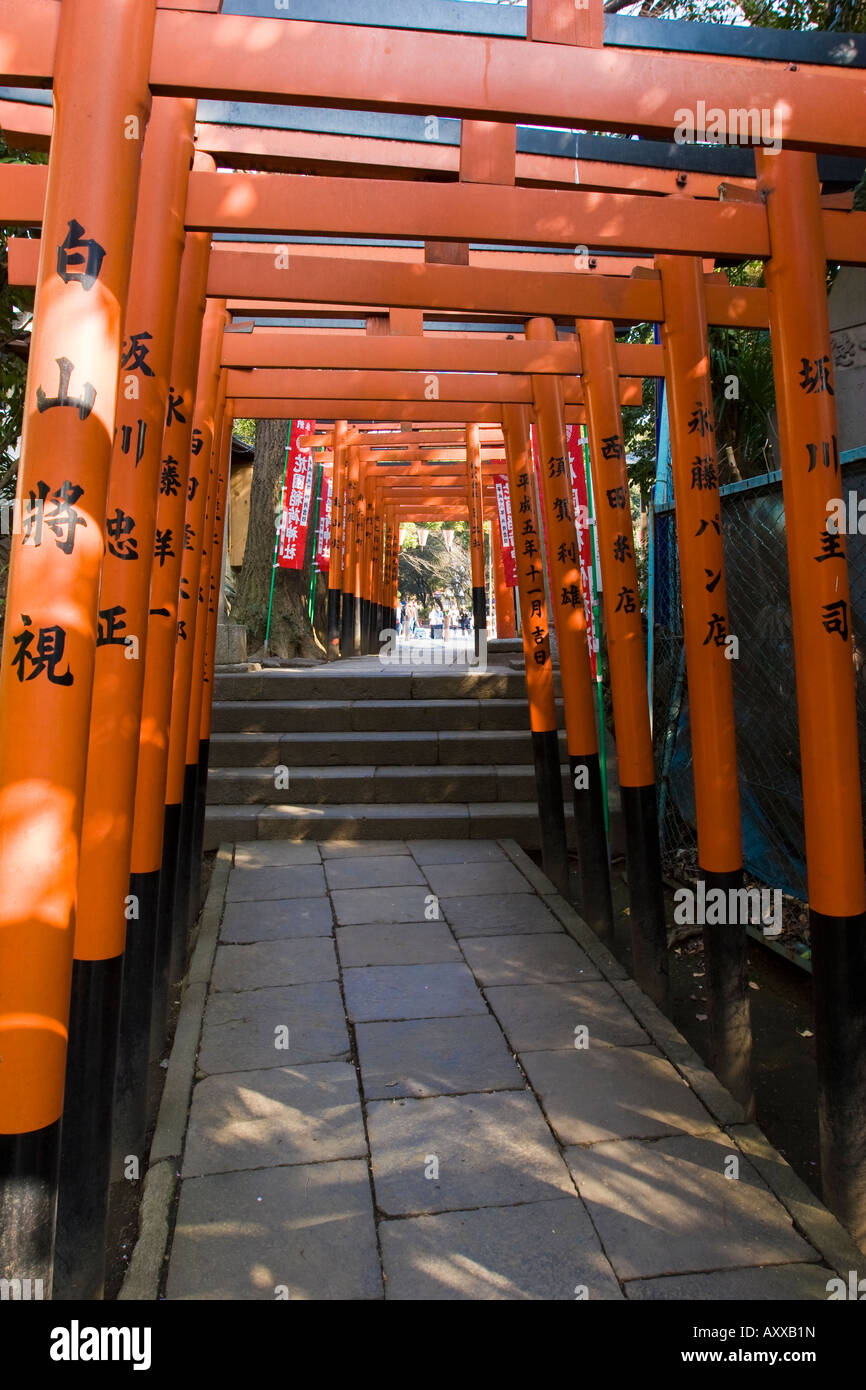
157 298 226 1024
174 366 229 944
658 254 750 1112
527 318 613 940
579 318 669 1008
192 397 235 904
341 444 360 655
502 405 570 897
0 0 157 1287
756 149 866 1238
466 424 487 657
115 228 211 1169
53 96 196 1301
492 516 517 639
327 420 348 658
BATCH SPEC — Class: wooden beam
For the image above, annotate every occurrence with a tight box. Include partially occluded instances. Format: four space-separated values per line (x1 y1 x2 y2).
145 9 866 156
220 330 665 376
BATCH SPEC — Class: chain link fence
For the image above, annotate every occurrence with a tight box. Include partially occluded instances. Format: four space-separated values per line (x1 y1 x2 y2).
652 456 866 903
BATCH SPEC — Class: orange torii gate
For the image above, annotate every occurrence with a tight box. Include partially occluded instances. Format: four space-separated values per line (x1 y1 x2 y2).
1 0 865 1301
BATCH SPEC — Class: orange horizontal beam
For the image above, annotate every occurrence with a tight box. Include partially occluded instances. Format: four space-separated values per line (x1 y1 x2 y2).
205 249 769 327
231 400 593 425
147 10 866 156
225 367 643 405
6 236 766 328
185 169 772 258
221 330 664 376
4 2 865 156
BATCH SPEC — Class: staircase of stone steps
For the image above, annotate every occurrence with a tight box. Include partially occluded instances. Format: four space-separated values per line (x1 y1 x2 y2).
204 661 587 850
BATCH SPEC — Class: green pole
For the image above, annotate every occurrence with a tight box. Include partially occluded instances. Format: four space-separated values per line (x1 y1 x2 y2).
265 422 292 652
582 428 609 840
308 460 323 623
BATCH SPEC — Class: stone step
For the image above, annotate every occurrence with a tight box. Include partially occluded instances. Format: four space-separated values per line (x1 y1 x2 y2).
212 668 538 704
210 698 543 735
207 728 569 768
206 763 569 806
203 801 581 852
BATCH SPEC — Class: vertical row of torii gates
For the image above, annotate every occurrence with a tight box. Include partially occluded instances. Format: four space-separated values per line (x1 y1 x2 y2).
1 0 865 1297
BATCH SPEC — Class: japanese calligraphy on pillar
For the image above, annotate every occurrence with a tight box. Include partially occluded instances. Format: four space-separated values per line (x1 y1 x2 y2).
566 425 600 679
492 472 518 587
513 462 549 667
316 470 333 574
277 419 316 570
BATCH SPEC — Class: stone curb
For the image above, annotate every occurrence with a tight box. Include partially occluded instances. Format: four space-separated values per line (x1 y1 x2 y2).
727 1123 866 1276
117 842 233 1301
500 843 865 1271
497 837 559 896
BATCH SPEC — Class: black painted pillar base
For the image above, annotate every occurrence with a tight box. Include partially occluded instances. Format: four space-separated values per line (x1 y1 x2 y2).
620 784 670 1010
811 909 866 1242
189 737 210 926
150 804 181 1077
531 728 570 900
701 867 753 1117
0 1119 60 1291
54 953 123 1300
327 588 341 659
472 585 486 659
569 751 615 945
113 869 160 1177
340 590 354 657
353 592 362 656
170 763 198 983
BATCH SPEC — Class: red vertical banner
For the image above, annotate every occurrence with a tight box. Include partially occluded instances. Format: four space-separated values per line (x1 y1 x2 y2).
493 471 518 586
316 469 333 573
277 418 316 569
567 424 599 679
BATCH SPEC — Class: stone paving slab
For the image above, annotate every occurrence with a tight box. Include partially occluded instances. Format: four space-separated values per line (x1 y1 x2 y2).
409 839 509 864
520 1044 717 1146
356 1014 524 1099
319 839 411 858
442 892 564 936
366 1089 576 1216
155 836 845 1303
211 938 338 992
335 921 462 967
625 1263 835 1301
565 1133 818 1281
460 932 600 986
197 981 350 1072
323 854 427 891
226 864 326 902
423 859 532 899
167 1160 382 1300
233 841 322 868
182 1062 367 1177
343 963 489 1022
486 981 650 1052
220 896 333 942
379 1198 623 1301
331 885 434 925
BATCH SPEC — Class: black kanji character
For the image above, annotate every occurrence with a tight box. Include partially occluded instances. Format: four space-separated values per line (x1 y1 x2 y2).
97 605 128 647
106 508 138 560
822 599 848 640
120 332 154 376
11 615 73 685
799 356 834 396
57 219 105 290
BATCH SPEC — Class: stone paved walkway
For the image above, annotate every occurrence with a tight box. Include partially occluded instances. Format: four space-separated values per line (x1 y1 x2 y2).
162 839 853 1301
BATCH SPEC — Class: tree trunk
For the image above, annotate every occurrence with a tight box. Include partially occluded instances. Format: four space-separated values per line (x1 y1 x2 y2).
232 417 321 658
